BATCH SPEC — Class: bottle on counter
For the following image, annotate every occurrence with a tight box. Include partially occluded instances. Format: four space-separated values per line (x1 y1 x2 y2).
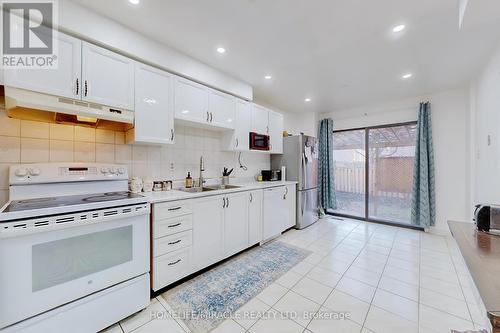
185 172 193 188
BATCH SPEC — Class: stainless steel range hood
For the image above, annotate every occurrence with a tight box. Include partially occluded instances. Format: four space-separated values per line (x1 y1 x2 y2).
4 86 134 128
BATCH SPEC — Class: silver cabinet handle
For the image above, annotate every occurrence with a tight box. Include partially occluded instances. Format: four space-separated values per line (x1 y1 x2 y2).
250 193 253 202
168 223 181 228
206 111 210 122
171 129 174 141
226 197 229 208
266 126 269 133
168 259 182 266
236 138 239 147
75 78 79 96
84 80 88 97
223 197 226 208
210 112 213 122
168 207 182 211
168 239 182 245
283 187 288 200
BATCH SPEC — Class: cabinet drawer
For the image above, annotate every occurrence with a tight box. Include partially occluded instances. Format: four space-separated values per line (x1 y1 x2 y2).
153 201 192 220
153 248 192 291
154 215 193 239
154 230 192 257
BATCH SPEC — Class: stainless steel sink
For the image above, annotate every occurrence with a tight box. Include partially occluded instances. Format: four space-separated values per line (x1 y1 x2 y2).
179 185 241 193
204 184 242 190
179 187 216 193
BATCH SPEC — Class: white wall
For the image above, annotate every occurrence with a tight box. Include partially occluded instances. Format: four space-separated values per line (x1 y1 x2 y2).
282 111 317 137
471 42 500 205
57 0 252 100
320 88 471 233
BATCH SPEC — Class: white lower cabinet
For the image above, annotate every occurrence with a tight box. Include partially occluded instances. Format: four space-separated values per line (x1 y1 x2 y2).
152 200 194 291
248 190 263 245
224 192 249 257
151 186 294 291
153 248 192 291
262 185 296 241
191 196 225 270
154 230 193 257
262 187 287 241
284 184 297 229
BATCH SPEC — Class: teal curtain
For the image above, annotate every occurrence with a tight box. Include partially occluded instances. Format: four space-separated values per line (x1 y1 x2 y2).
318 118 337 210
411 102 436 228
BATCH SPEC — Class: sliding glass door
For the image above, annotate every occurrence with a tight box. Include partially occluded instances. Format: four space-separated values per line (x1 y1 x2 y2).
331 129 365 218
330 122 417 226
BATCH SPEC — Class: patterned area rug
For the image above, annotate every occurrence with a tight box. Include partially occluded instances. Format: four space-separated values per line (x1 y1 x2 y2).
162 240 311 333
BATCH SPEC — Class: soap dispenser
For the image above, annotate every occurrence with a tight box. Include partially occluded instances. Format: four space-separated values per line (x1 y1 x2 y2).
185 172 193 188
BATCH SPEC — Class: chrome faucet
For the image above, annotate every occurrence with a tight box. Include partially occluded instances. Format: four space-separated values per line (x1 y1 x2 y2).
198 156 205 187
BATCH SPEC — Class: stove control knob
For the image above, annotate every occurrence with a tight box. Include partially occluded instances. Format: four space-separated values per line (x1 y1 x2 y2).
101 167 109 174
15 168 28 177
117 167 125 175
109 167 117 174
29 168 41 176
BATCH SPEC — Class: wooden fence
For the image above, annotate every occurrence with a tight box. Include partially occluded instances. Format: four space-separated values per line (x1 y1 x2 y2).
334 160 412 199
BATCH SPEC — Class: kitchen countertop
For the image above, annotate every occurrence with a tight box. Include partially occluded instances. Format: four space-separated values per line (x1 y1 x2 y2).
448 220 500 332
142 181 298 204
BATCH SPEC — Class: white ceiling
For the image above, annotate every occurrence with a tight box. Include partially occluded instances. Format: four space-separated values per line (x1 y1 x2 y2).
71 0 500 113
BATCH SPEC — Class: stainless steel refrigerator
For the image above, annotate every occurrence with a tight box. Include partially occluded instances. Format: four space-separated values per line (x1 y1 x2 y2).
271 134 319 229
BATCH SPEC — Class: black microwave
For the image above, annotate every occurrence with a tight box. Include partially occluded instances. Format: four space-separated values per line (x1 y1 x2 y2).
249 132 270 151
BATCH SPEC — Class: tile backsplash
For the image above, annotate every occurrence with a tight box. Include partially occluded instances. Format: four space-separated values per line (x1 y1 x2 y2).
0 109 270 205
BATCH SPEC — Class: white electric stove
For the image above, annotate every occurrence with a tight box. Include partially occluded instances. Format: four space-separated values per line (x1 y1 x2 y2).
0 163 151 333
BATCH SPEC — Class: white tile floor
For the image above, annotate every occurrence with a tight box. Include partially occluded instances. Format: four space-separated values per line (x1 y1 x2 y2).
103 217 491 333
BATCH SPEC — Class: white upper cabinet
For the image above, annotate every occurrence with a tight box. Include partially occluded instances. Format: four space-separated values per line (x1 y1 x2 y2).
223 192 249 256
208 89 235 129
130 63 174 145
251 104 269 134
174 77 210 124
174 79 236 130
268 110 284 154
4 31 81 99
224 99 251 151
81 42 135 109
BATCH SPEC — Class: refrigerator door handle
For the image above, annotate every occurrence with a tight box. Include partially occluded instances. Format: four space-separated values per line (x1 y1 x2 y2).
301 153 307 190
301 190 306 217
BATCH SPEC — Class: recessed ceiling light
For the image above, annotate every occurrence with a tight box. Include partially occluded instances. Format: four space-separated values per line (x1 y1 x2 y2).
402 73 413 79
304 98 311 102
392 24 406 33
216 47 226 54
264 75 272 80
129 0 140 5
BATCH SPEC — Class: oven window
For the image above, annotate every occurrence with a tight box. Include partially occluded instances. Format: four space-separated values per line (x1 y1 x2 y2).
32 226 133 292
